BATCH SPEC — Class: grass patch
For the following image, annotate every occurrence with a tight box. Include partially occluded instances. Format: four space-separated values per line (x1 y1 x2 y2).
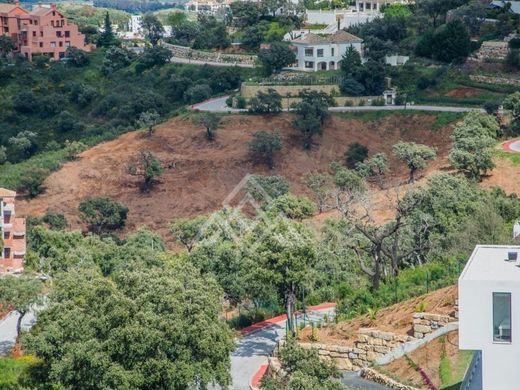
495 150 520 165
0 355 40 387
440 350 474 390
0 149 68 190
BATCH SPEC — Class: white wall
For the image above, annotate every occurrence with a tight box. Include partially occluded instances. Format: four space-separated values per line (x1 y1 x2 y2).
459 278 520 390
292 42 362 71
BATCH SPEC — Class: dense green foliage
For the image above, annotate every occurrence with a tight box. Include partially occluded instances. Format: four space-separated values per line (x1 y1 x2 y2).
0 49 246 191
261 341 343 390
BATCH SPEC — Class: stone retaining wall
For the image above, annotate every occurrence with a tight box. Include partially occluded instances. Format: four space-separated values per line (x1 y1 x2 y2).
413 312 452 339
361 368 420 390
472 41 509 62
299 328 414 370
162 42 257 65
469 74 520 87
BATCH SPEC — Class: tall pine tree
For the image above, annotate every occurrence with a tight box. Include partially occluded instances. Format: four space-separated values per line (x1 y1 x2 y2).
98 12 115 47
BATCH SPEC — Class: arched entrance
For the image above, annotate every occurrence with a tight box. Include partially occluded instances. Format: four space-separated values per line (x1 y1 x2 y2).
318 61 327 70
329 61 335 70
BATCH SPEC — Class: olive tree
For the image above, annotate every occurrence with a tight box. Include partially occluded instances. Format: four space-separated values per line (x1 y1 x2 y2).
393 142 436 183
248 130 282 169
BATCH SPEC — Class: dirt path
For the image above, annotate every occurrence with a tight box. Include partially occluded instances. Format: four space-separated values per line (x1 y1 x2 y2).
18 113 454 241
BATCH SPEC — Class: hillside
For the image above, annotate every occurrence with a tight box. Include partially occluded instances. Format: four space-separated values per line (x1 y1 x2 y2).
17 112 455 239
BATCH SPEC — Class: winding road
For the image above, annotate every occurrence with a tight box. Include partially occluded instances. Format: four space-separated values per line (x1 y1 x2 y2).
191 95 486 114
228 304 336 390
0 310 37 356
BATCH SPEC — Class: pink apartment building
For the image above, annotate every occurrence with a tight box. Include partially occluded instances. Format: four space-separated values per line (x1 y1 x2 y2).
0 2 91 61
0 188 26 274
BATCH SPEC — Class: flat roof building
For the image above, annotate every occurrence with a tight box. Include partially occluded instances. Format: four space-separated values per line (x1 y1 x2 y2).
459 245 520 390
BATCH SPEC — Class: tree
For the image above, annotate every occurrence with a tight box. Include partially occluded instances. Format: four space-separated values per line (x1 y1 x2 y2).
258 42 296 76
449 112 498 181
345 142 369 169
139 46 171 69
246 175 289 201
102 47 134 75
263 194 316 220
22 263 235 389
196 112 221 141
184 84 212 104
248 89 283 114
65 47 90 66
450 1 487 36
127 150 163 192
42 210 68 231
248 130 282 169
393 142 437 183
504 91 520 123
97 12 116 47
293 90 333 149
302 172 331 213
137 110 160 137
0 274 42 341
0 145 7 164
431 20 471 62
340 78 366 96
252 219 317 335
261 340 343 390
64 140 87 160
18 167 50 197
416 0 467 27
170 216 207 252
141 13 165 46
0 35 15 57
78 197 129 234
340 46 362 77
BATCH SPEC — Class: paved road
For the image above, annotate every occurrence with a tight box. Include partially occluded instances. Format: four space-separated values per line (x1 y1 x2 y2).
192 96 485 114
226 307 335 390
0 310 37 356
170 56 254 68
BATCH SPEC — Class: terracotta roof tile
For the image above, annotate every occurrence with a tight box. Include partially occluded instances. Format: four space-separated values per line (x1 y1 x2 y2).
292 30 363 44
0 188 16 198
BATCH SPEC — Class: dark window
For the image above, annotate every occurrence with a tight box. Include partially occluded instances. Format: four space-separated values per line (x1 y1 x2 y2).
32 31 36 37
304 48 313 57
317 49 324 57
39 42 43 47
65 30 70 38
59 41 63 47
331 48 335 56
493 292 512 342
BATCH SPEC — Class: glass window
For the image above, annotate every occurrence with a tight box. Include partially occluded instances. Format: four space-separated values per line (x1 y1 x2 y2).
493 292 511 342
331 48 335 56
317 49 324 57
304 48 313 57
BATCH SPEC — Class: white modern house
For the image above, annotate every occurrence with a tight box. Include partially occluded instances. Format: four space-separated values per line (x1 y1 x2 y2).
290 30 363 71
459 245 520 390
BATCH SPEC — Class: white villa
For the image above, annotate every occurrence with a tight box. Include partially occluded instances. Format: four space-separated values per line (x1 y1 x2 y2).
458 245 520 390
290 30 363 71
